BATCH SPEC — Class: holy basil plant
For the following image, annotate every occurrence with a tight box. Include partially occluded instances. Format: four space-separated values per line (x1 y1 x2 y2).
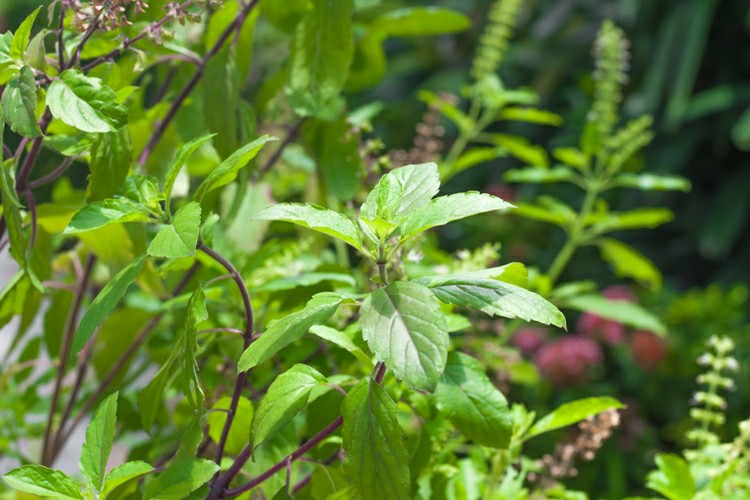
0 2 629 499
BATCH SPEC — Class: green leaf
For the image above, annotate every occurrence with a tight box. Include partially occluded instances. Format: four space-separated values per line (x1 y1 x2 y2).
207 396 253 455
255 272 356 293
484 134 549 167
64 198 151 234
371 7 470 37
1 156 28 269
417 91 473 132
47 70 129 133
526 397 625 440
342 377 410 500
238 292 347 371
511 201 575 228
416 274 566 329
286 0 354 116
10 7 41 61
261 0 311 32
179 286 208 410
504 166 579 185
599 238 662 290
138 351 176 432
398 191 513 238
80 392 119 490
193 135 277 200
0 32 17 84
254 202 362 250
310 118 362 201
361 162 440 224
498 107 563 126
148 202 201 259
203 49 241 158
563 294 667 335
552 147 588 170
309 325 373 367
587 208 674 234
73 255 146 353
646 454 695 500
612 173 692 192
100 461 154 500
359 281 448 391
2 465 83 499
435 352 512 448
87 128 132 201
1 66 42 137
122 175 162 213
163 134 215 214
252 364 326 447
143 458 219 500
453 147 507 175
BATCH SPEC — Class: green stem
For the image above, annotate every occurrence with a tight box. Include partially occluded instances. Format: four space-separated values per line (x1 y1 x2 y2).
545 182 599 287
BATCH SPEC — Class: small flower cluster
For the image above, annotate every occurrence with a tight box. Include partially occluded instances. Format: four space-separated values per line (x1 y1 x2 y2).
390 93 452 166
535 409 621 483
513 286 668 387
686 336 738 454
65 0 149 33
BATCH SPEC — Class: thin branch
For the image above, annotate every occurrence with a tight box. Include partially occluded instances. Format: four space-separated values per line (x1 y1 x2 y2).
16 112 52 192
257 119 305 177
81 0 195 72
198 242 254 468
41 254 96 466
2 144 11 160
28 157 76 190
56 263 200 449
292 449 341 494
138 0 259 166
223 417 345 498
51 329 99 459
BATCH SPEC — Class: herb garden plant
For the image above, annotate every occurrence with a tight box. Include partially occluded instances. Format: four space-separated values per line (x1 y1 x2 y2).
0 0 745 499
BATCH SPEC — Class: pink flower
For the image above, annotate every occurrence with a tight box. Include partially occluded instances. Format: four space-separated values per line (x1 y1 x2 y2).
511 328 548 355
629 330 668 370
534 336 603 386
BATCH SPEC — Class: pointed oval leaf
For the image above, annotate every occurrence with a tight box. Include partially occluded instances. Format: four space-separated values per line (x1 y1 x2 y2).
359 281 449 391
614 173 691 192
148 202 201 259
80 392 119 490
371 7 470 37
399 191 513 238
47 70 128 133
598 238 662 290
73 255 146 353
100 461 154 500
87 128 133 201
361 163 440 224
435 352 513 448
309 325 373 367
64 198 151 234
526 396 624 440
563 294 666 335
254 202 362 250
193 135 277 200
1 66 42 137
143 458 219 500
252 364 326 447
342 377 410 500
417 275 566 329
163 134 216 212
9 7 41 61
2 465 83 499
286 0 354 116
238 292 346 372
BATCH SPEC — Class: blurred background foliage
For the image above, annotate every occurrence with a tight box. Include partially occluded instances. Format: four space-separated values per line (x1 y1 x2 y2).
1 0 748 498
